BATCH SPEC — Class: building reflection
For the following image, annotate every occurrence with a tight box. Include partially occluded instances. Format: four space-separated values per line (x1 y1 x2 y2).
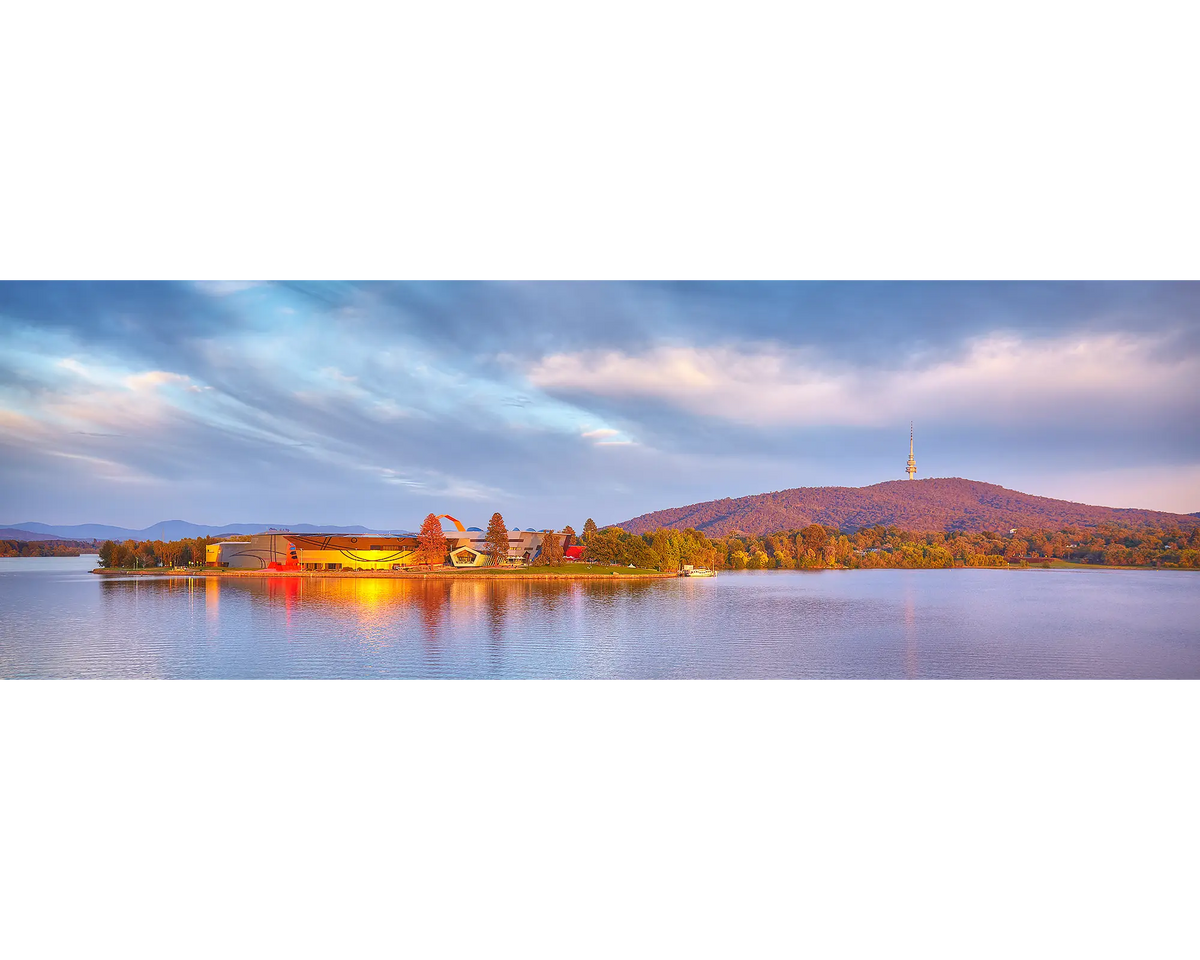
416 581 449 642
206 575 220 624
101 574 665 661
485 582 508 670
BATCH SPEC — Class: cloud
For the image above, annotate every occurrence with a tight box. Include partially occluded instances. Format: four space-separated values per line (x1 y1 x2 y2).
123 370 191 391
528 333 1200 428
193 281 264 296
4 281 1200 524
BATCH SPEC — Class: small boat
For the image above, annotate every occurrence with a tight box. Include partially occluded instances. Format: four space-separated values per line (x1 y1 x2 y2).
679 565 716 578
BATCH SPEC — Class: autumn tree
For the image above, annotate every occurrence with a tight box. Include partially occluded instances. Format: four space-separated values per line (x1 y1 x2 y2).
1004 538 1028 561
582 518 598 541
800 524 828 554
582 528 619 564
536 531 564 566
160 540 182 568
562 525 577 547
416 513 449 569
625 537 658 569
485 512 509 565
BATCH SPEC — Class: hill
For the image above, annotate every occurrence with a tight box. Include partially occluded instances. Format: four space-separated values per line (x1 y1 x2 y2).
612 478 1200 536
0 521 409 542
0 527 65 541
0 520 412 544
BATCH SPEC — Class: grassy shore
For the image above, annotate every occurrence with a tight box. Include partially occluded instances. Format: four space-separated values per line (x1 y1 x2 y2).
1019 559 1196 571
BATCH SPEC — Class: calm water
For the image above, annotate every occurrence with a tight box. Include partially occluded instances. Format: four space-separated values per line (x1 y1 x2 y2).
1 555 1198 678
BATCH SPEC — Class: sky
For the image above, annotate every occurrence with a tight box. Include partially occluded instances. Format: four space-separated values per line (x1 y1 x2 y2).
1 281 1198 530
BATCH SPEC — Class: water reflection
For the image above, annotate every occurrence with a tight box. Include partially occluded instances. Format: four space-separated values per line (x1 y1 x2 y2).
7 565 1197 678
206 576 219 626
903 584 918 679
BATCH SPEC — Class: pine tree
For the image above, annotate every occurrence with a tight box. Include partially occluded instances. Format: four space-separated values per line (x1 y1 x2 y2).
485 512 509 566
416 513 449 569
562 525 577 547
582 518 598 541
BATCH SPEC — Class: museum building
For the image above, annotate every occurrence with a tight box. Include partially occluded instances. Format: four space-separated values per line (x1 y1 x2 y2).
204 516 552 571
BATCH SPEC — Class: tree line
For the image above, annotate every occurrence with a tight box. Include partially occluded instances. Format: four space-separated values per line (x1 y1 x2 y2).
1 539 98 558
96 536 250 568
576 520 1200 570
90 517 1200 571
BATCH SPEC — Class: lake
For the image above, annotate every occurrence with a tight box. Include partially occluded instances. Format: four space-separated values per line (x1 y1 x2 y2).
1 555 1197 678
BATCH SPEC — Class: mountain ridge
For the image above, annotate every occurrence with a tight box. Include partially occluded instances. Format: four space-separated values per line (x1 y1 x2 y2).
612 478 1200 535
0 520 412 542
0 527 67 541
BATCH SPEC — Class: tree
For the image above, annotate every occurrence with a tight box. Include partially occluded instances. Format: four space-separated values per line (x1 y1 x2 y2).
160 540 182 569
115 540 135 567
98 540 116 568
625 537 658 570
562 525 577 547
582 518 598 541
485 512 509 566
416 513 449 569
582 529 620 565
800 523 828 554
536 531 564 566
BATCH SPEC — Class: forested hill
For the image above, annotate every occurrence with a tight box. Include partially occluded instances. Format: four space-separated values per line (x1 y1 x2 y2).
613 479 1200 535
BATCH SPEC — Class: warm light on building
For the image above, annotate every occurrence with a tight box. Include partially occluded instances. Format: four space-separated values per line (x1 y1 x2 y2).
204 521 564 571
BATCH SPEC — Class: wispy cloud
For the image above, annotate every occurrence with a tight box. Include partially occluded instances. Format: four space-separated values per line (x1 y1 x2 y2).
193 281 264 297
123 370 191 392
529 333 1200 428
2 282 1198 524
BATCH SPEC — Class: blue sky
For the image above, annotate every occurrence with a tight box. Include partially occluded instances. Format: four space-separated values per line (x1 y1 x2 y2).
1 281 1197 528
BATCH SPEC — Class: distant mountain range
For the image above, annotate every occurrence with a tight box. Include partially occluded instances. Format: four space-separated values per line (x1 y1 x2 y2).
613 478 1200 536
0 521 413 542
0 527 72 541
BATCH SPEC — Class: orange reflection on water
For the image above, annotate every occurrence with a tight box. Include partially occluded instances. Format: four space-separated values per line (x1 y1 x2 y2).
197 574 661 645
206 576 219 623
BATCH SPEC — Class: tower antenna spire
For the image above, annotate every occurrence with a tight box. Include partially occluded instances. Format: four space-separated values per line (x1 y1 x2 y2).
906 421 917 480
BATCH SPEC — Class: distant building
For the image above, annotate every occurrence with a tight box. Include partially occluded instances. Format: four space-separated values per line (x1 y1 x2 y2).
906 422 917 480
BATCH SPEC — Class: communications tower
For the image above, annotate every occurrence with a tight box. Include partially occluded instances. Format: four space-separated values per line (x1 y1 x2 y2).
906 422 917 480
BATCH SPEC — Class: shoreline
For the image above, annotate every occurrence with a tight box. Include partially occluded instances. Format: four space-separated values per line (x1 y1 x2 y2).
90 566 675 581
86 562 1196 579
